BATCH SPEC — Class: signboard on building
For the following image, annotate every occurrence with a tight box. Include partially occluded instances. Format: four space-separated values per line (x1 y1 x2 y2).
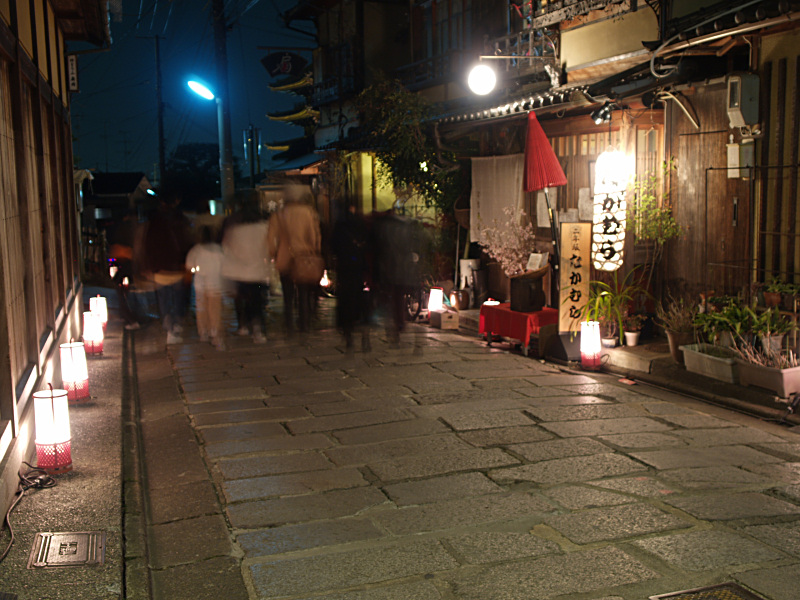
559 222 591 333
68 55 79 92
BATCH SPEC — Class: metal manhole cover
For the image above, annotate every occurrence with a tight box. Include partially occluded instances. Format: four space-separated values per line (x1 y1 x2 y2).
650 582 767 600
27 531 105 569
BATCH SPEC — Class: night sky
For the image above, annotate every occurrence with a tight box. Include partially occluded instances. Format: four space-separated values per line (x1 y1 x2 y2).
68 0 314 183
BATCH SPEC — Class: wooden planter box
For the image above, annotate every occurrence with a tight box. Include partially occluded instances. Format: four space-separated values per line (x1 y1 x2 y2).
681 343 738 384
735 359 800 398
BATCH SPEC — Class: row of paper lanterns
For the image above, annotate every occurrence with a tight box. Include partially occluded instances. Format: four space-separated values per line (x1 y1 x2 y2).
35 295 108 475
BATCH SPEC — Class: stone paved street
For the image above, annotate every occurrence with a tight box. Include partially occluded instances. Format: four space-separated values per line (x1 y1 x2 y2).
132 299 800 600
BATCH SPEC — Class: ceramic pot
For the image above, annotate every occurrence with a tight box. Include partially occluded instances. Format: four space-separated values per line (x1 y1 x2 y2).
764 291 782 308
624 331 640 347
666 330 693 364
449 289 470 311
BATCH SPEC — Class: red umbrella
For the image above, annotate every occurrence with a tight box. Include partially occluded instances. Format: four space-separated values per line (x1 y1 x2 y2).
523 110 566 276
524 110 566 192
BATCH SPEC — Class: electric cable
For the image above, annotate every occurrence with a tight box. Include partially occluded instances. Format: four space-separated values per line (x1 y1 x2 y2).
0 463 56 564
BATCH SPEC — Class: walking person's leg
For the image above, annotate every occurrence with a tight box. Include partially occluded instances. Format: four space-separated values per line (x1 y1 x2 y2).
280 274 295 334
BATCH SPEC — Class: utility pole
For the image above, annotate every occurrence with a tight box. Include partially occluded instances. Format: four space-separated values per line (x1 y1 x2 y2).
212 0 235 207
155 35 166 186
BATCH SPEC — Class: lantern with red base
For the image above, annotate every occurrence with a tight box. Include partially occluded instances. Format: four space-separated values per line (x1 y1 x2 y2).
90 295 108 331
60 341 90 403
83 311 104 355
580 320 602 370
33 387 72 474
427 287 444 312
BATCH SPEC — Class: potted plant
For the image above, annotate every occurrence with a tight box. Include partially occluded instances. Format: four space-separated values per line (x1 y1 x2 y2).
734 338 800 398
749 306 797 354
656 295 698 363
762 276 791 308
623 314 646 347
694 298 755 347
575 268 649 346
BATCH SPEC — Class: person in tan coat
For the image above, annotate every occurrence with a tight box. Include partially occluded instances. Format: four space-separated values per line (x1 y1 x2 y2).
268 185 322 334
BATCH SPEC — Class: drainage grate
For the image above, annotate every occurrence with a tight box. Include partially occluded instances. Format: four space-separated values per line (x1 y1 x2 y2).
650 583 767 600
27 531 106 569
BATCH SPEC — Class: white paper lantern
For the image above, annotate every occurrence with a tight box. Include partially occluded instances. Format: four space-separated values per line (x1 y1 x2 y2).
60 341 90 403
428 287 444 312
580 320 602 371
90 295 108 331
83 311 104 355
33 387 72 474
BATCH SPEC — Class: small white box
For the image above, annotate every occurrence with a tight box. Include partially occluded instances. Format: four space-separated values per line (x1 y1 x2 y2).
430 310 459 329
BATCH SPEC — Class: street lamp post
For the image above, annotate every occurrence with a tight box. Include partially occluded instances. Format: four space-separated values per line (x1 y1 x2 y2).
187 80 235 207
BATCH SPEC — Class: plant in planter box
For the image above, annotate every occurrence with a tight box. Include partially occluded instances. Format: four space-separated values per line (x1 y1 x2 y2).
734 337 800 397
656 295 698 363
693 298 755 346
749 306 797 354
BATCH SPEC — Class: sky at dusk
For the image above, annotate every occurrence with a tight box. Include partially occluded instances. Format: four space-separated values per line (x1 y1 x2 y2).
68 0 314 183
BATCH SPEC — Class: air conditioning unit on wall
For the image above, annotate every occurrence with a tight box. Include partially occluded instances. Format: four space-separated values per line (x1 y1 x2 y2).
727 73 759 128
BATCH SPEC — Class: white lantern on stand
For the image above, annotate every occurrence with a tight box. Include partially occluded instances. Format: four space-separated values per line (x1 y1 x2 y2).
60 341 90 403
33 387 72 474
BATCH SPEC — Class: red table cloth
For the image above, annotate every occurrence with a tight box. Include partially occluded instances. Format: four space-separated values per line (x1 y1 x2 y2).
479 303 559 346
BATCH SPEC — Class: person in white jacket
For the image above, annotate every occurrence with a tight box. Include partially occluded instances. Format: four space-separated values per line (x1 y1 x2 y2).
221 204 270 343
186 226 226 350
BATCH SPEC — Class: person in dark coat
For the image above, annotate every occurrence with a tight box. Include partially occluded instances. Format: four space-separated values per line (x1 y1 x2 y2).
331 203 371 350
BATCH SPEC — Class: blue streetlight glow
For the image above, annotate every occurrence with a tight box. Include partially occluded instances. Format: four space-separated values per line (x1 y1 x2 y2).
187 80 215 100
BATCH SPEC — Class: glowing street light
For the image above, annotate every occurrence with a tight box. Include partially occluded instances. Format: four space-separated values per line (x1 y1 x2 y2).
187 78 235 208
467 63 497 96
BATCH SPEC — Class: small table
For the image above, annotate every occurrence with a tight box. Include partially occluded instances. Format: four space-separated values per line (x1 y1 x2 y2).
479 303 559 356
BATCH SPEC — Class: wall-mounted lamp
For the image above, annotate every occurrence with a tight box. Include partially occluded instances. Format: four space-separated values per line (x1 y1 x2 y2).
590 101 613 125
34 386 72 474
83 311 104 355
467 63 497 95
60 341 90 403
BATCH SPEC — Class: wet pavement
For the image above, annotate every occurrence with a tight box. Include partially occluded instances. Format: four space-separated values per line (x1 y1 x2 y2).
1 291 799 600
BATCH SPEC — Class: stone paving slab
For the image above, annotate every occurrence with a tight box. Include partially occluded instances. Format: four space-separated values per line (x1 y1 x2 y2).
187 398 267 414
630 445 784 470
658 465 778 490
743 521 800 557
754 442 800 461
397 378 478 395
238 517 385 557
741 461 800 483
664 491 800 520
411 389 527 405
435 361 545 380
383 472 504 506
372 492 555 535
293 579 444 600
227 487 389 529
204 433 333 459
368 447 519 482
448 546 658 600
736 564 800 600
544 503 692 544
540 416 674 437
457 425 554 447
508 437 613 462
670 427 788 446
287 408 414 434
634 529 787 571
594 476 682 498
489 453 647 484
183 386 269 403
543 484 634 509
557 383 660 402
410 397 532 419
267 377 367 396
193 405 309 426
308 396 417 416
333 418 450 445
598 432 687 449
324 434 471 466
443 531 560 564
344 386 414 401
181 376 273 393
525 373 600 386
657 413 741 429
248 540 459 598
149 514 233 568
265 390 349 407
222 467 369 502
441 409 536 431
151 556 250 600
197 421 287 443
525 403 647 422
217 451 334 479
148 479 220 524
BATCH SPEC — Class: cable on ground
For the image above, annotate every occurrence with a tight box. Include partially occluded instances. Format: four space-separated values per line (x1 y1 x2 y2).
0 462 56 564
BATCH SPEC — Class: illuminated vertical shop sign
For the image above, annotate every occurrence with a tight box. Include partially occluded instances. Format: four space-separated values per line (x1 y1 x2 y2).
559 222 591 333
592 149 630 271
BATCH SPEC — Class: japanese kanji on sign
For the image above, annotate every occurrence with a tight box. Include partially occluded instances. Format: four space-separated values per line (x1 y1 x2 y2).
558 222 591 333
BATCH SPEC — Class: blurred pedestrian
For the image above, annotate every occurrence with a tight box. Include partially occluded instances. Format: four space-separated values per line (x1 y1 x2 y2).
141 188 193 344
186 226 226 350
108 209 141 330
268 184 323 334
221 202 270 343
331 202 371 351
372 209 425 343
